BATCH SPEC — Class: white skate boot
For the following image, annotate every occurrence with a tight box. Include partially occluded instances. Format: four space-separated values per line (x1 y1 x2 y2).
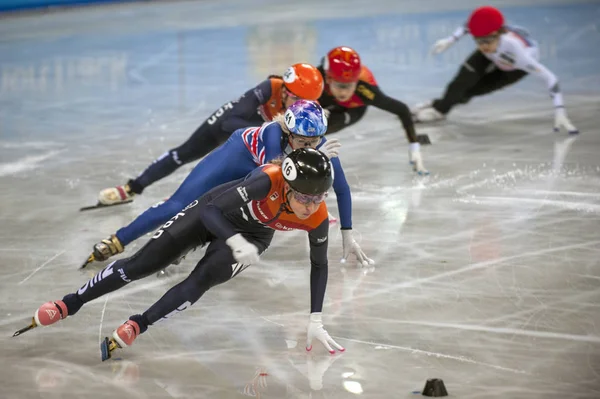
409 143 429 175
412 100 445 123
411 100 433 114
98 183 135 205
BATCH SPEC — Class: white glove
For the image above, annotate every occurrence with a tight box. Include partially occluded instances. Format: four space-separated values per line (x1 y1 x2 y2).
323 108 331 120
554 107 578 134
306 313 345 354
319 138 341 159
341 229 374 267
431 36 456 54
409 143 429 176
225 233 260 265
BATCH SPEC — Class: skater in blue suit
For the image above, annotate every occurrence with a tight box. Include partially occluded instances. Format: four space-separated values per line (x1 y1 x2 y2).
85 100 373 268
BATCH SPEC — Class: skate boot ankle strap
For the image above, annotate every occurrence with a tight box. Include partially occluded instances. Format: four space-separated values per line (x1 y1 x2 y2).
93 235 124 261
98 184 135 205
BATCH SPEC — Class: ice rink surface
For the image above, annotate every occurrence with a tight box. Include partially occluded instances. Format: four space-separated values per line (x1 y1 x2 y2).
1 0 600 398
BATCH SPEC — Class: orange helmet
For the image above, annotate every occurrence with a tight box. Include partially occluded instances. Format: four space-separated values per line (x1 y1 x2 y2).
324 46 361 83
282 63 324 101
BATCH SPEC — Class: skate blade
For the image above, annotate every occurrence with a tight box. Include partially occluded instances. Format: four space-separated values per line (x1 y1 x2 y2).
79 253 96 269
80 200 133 212
100 337 120 361
416 134 431 145
13 317 37 337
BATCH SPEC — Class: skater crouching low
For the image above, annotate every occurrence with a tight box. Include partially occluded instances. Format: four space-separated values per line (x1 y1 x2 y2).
14 148 345 360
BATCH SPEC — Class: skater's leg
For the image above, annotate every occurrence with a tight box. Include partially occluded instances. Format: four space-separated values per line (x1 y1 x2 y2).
78 230 204 312
25 231 206 335
111 238 267 348
431 50 492 115
144 239 247 327
29 204 209 333
98 108 233 206
128 120 224 195
461 68 528 101
113 138 253 247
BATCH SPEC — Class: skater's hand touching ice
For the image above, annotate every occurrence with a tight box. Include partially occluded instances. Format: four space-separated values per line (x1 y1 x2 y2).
306 313 344 354
341 229 374 267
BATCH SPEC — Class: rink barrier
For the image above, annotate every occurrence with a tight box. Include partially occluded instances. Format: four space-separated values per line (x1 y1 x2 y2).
0 0 144 12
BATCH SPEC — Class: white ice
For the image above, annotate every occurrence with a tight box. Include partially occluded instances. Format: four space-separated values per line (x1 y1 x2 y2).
0 0 599 398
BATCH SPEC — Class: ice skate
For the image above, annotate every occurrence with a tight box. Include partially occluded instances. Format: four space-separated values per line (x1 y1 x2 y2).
416 133 432 145
99 183 135 205
13 300 68 337
409 148 430 176
80 235 124 269
81 183 135 211
101 320 141 361
412 105 445 123
411 100 433 114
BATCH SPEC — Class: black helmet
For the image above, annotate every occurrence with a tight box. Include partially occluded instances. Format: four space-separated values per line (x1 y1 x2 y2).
282 148 333 195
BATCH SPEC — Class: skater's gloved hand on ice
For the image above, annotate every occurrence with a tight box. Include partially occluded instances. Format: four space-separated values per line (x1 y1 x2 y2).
554 107 579 135
319 138 341 159
226 233 260 265
341 229 374 267
306 312 345 354
431 36 456 54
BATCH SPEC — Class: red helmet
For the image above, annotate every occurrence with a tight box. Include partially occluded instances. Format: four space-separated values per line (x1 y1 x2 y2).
468 6 504 37
324 46 361 83
283 63 324 101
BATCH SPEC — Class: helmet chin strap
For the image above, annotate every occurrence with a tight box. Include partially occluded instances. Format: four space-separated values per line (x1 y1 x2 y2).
282 189 294 214
262 188 294 225
280 133 293 155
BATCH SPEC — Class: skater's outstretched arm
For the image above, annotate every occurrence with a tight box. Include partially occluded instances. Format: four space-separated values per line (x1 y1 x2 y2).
325 153 352 229
512 48 561 106
307 219 329 313
506 39 578 134
320 151 374 265
431 23 468 54
306 219 345 354
359 83 418 144
451 24 469 41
